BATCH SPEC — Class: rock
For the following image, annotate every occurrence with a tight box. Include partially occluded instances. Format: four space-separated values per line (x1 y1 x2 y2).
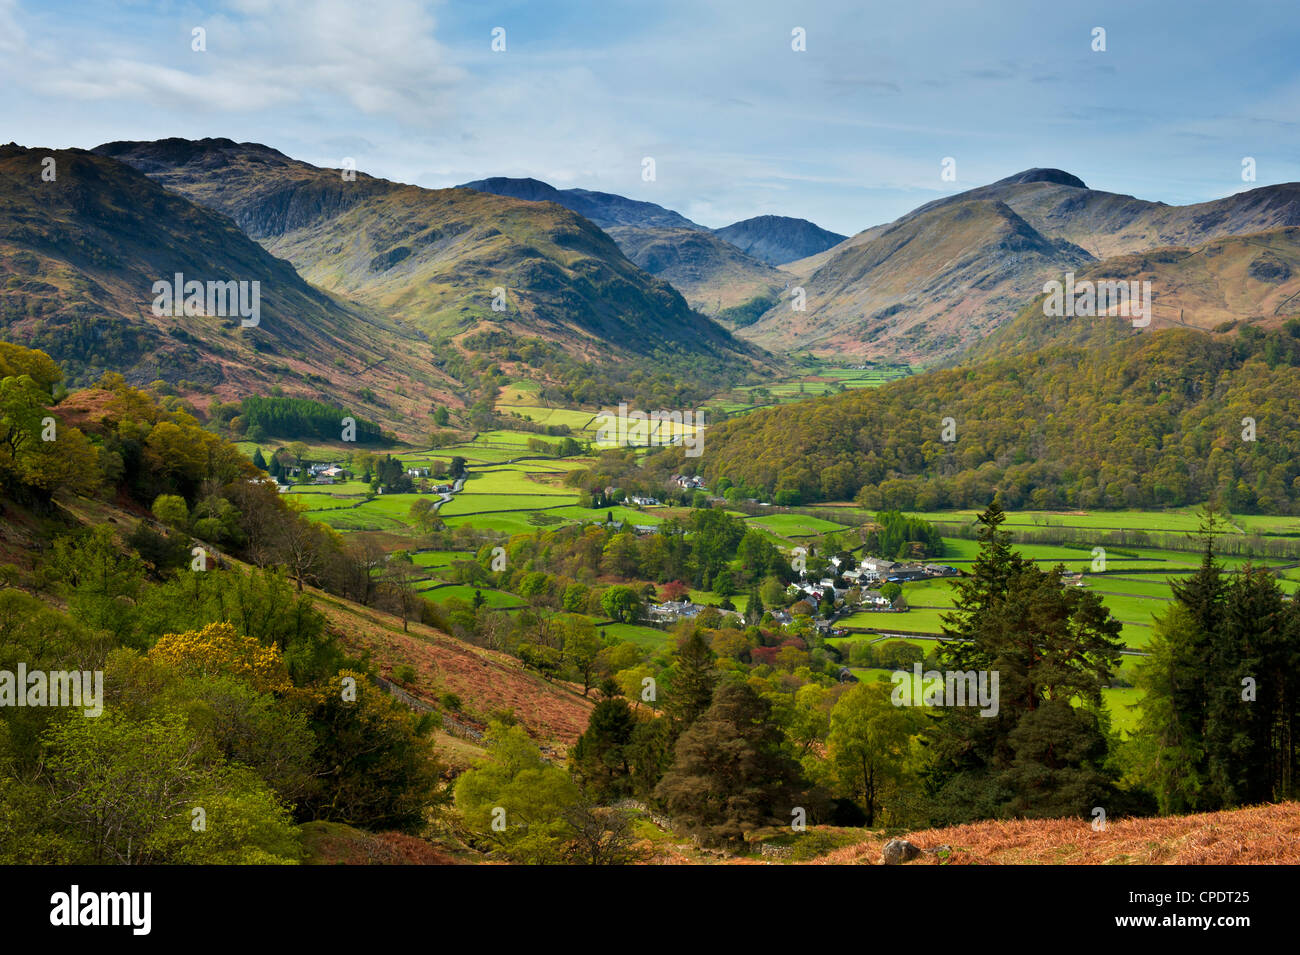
1248 253 1291 284
881 838 922 865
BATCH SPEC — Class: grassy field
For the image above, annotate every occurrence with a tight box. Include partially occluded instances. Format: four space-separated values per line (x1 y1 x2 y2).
718 363 912 412
418 584 525 608
1103 686 1145 737
595 622 674 651
744 512 848 538
497 406 601 432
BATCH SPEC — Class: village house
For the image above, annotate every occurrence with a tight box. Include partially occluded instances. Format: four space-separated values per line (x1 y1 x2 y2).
885 563 930 583
859 557 896 582
630 495 659 506
649 600 741 625
859 589 894 609
648 600 698 624
817 578 846 600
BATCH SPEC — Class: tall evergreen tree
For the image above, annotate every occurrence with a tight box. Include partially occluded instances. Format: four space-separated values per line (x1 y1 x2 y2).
1208 566 1284 806
926 500 1124 823
744 585 763 626
1137 508 1230 812
665 629 717 733
655 682 806 848
570 698 636 801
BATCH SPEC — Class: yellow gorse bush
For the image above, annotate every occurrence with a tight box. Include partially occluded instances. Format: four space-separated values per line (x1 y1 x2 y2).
150 622 291 693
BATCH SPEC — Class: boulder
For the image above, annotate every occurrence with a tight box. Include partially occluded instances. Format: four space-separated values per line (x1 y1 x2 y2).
881 838 922 865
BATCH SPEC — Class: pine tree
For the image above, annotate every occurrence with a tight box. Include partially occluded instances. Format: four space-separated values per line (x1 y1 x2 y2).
570 698 636 801
926 500 1124 823
1134 604 1207 813
665 629 717 732
1207 566 1283 806
744 585 763 626
1140 507 1229 811
655 682 805 847
251 447 267 472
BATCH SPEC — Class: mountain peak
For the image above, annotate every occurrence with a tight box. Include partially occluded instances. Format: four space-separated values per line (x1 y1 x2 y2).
713 215 847 266
458 176 560 200
95 137 292 171
994 168 1088 190
458 177 700 231
993 168 1086 189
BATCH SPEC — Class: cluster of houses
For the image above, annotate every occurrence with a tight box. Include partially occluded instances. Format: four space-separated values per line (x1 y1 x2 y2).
670 474 706 491
629 495 660 507
277 462 352 485
600 518 660 535
787 579 893 610
647 600 743 626
783 555 960 615
836 556 957 585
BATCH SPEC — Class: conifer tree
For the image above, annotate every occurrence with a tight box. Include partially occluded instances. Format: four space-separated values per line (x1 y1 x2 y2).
927 500 1124 823
665 629 717 733
655 682 805 847
570 698 636 801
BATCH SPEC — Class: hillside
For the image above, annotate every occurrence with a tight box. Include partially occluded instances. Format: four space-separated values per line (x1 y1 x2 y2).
712 214 846 266
458 176 702 230
970 226 1300 361
737 198 1093 362
810 803 1300 865
654 323 1300 512
604 224 785 315
0 145 455 430
763 168 1300 363
916 168 1300 261
93 139 766 379
312 589 595 745
461 175 788 317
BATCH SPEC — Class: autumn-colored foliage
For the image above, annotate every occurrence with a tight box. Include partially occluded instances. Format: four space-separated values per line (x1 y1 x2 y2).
811 802 1300 865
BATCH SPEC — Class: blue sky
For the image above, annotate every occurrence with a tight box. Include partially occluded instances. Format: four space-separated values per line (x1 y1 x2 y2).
3 0 1298 235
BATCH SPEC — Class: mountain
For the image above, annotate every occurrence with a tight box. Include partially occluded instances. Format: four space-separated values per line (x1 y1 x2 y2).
737 197 1093 363
906 168 1300 260
744 168 1300 363
0 144 454 430
94 139 767 386
458 176 701 230
968 226 1300 361
458 175 788 315
712 215 846 266
602 225 786 315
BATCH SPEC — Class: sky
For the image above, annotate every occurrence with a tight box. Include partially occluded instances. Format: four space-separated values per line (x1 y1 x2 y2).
3 0 1298 236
